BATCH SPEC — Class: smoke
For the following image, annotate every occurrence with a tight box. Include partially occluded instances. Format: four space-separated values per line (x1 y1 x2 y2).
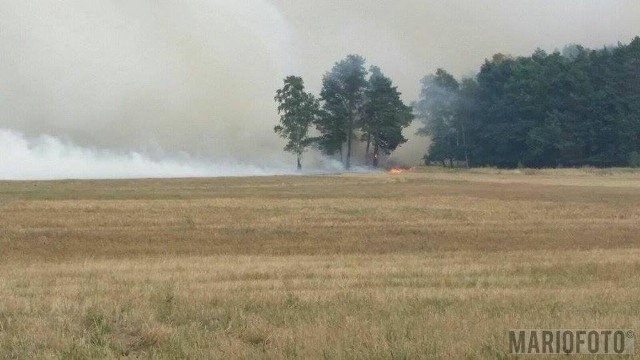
0 128 299 180
0 0 638 179
0 0 300 168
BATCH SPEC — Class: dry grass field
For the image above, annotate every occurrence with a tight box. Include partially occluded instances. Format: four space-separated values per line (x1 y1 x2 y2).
1 167 639 359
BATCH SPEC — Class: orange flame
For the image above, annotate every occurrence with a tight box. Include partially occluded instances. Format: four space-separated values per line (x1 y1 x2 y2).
388 168 406 175
388 167 416 175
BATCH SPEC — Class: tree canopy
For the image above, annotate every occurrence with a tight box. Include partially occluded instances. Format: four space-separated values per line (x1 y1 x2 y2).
417 37 640 168
316 55 369 169
276 55 413 169
363 66 414 167
274 76 319 170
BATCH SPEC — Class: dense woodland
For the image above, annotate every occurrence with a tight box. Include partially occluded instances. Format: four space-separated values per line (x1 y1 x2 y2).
417 37 640 168
275 37 640 169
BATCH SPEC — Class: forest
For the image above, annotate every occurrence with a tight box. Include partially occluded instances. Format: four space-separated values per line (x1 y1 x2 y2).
275 37 640 169
417 37 640 168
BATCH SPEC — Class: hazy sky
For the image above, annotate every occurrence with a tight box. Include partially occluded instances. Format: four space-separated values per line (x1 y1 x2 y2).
1 0 639 172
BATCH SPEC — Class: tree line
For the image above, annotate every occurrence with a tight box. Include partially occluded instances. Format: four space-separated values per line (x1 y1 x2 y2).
416 37 640 168
275 37 640 169
274 55 413 170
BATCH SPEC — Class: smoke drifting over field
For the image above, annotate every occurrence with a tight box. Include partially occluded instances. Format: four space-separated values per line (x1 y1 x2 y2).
0 0 638 179
0 129 302 180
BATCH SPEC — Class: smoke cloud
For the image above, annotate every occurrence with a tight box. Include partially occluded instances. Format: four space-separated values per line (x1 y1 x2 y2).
0 0 638 179
0 128 299 180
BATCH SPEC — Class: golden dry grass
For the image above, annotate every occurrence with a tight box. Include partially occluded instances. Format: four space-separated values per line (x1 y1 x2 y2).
1 167 639 358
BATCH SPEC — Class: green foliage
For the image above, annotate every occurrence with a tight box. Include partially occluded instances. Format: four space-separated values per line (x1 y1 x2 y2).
274 76 320 170
276 55 412 169
362 66 414 167
316 55 369 169
418 37 640 168
629 151 640 168
415 69 470 166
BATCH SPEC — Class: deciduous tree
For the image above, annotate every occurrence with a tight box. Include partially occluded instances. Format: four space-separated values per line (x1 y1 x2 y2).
274 76 319 170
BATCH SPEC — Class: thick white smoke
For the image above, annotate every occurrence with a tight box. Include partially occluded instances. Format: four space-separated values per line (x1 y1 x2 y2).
1 1 637 179
0 128 300 180
0 0 309 179
0 128 358 180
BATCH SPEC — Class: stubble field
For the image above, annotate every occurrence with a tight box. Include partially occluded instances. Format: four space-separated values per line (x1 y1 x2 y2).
1 167 639 359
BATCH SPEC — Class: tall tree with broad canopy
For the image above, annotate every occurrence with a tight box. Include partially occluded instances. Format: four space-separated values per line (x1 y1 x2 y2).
415 68 461 166
316 54 368 169
362 66 414 167
274 76 319 170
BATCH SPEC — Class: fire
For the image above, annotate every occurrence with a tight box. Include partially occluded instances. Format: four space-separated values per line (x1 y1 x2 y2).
387 167 415 175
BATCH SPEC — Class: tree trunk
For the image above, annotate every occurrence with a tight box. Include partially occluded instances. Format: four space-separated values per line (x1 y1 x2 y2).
372 142 379 168
297 154 302 171
365 133 371 167
461 122 469 168
346 121 352 170
340 96 353 170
